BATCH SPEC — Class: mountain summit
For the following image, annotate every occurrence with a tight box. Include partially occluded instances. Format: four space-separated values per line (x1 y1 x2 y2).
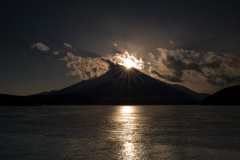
0 64 207 105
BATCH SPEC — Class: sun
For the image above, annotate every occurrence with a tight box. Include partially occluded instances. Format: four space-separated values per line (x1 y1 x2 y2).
122 58 136 69
115 51 144 70
107 51 144 70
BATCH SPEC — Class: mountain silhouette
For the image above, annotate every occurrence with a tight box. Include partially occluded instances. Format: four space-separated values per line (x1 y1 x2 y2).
0 63 207 105
202 85 240 105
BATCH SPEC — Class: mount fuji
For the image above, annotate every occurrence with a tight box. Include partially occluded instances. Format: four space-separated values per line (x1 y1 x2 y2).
0 63 208 105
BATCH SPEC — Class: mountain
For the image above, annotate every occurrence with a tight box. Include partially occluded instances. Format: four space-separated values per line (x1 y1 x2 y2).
202 85 240 105
0 64 208 105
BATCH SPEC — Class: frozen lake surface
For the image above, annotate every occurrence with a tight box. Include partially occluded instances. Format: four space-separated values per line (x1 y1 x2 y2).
1 105 240 159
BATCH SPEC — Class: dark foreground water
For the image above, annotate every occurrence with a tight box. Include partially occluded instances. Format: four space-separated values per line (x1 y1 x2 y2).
1 105 240 159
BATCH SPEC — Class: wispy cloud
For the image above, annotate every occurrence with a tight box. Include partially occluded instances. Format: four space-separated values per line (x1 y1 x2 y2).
169 40 175 47
53 50 60 55
63 43 72 48
30 42 50 52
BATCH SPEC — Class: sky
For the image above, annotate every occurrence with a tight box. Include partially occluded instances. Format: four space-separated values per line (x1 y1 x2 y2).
1 0 240 95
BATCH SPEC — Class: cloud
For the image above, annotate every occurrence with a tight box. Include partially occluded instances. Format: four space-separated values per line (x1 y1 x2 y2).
150 69 183 82
60 51 144 80
53 50 60 55
148 48 240 88
30 42 50 52
63 43 72 48
169 40 175 47
60 52 109 80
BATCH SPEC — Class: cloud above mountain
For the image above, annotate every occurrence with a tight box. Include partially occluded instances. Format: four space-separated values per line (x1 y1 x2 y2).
149 48 240 87
60 52 109 80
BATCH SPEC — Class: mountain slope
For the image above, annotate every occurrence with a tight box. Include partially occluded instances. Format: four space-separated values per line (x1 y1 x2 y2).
0 64 207 105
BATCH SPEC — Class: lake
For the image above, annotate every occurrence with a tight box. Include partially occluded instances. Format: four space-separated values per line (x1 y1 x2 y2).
1 105 240 159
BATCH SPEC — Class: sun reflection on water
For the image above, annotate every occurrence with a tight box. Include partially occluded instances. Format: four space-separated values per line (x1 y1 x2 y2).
122 106 133 114
123 142 135 159
115 106 142 159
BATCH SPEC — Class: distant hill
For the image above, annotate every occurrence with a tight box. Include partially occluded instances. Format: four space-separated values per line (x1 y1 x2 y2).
0 64 208 105
202 85 240 105
0 94 37 106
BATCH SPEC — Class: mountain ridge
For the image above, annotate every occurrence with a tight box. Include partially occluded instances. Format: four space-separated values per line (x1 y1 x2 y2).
0 64 208 105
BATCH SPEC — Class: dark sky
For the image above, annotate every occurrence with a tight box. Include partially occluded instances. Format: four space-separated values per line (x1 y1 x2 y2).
1 0 240 95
